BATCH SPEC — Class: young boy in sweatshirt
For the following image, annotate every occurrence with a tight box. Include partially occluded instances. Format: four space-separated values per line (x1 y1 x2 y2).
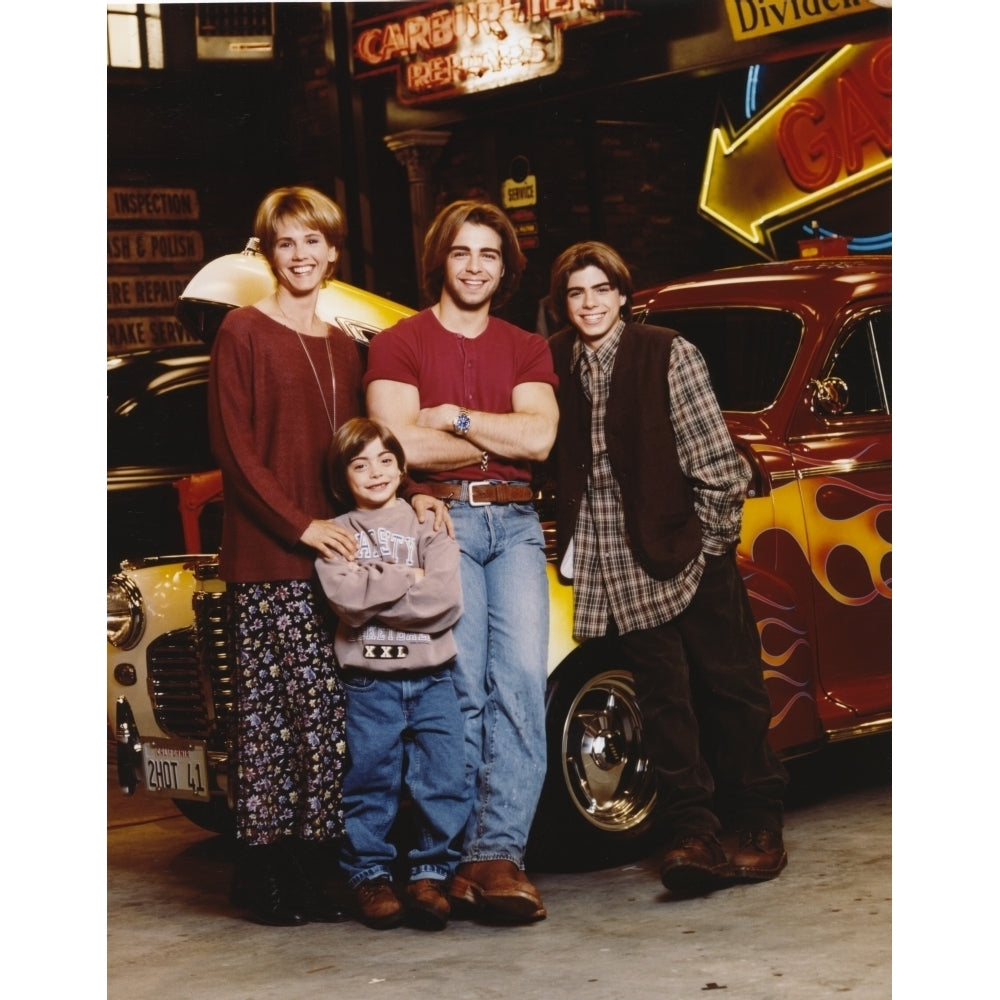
315 417 467 930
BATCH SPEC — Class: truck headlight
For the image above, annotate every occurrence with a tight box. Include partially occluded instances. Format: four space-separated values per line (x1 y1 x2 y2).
107 573 145 649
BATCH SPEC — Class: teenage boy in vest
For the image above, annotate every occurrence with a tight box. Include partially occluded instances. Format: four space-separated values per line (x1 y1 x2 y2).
546 241 788 894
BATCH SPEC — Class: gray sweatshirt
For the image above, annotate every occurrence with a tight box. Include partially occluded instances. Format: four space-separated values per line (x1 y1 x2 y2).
315 499 463 672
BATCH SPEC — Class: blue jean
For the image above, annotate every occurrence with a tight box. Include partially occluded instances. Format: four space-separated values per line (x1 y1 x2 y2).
339 666 468 888
447 500 549 867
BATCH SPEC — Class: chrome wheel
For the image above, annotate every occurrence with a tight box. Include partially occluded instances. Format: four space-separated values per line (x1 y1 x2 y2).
559 668 658 833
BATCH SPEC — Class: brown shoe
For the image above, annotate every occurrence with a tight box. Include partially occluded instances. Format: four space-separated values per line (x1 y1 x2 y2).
729 829 787 882
404 879 450 929
448 860 546 922
354 877 404 929
659 833 732 895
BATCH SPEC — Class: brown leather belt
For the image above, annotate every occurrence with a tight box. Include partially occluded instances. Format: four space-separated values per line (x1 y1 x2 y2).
418 480 535 506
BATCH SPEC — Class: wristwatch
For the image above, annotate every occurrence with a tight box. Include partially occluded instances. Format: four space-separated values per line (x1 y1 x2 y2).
453 408 472 435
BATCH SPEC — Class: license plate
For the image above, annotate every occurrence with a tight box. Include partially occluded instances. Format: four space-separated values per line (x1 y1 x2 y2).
141 738 209 801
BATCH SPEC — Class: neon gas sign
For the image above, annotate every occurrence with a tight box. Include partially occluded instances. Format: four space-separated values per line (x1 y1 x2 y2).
699 38 891 258
352 1 610 104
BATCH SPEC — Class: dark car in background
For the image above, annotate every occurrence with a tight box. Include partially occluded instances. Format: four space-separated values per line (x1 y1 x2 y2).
108 347 217 573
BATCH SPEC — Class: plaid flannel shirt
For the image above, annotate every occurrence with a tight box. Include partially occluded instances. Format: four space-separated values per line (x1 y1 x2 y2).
569 321 749 639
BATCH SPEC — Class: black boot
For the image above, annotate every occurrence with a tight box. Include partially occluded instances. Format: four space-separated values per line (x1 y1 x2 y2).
286 839 350 923
229 843 308 926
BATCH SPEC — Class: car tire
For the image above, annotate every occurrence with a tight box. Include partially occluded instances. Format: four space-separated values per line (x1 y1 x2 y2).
530 642 660 871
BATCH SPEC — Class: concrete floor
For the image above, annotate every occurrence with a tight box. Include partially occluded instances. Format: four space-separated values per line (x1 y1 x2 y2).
108 736 891 1000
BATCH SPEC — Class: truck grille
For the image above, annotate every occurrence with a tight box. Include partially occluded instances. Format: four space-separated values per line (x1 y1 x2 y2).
146 588 235 747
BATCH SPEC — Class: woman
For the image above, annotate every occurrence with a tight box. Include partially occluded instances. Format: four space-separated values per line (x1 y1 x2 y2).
207 186 443 925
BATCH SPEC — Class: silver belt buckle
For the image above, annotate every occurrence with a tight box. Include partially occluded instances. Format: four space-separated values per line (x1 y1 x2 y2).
467 480 493 506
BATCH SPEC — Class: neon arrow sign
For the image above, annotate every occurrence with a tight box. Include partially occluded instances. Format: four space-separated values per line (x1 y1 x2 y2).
699 38 891 258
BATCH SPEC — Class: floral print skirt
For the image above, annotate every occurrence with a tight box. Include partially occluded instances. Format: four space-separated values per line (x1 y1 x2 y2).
229 579 346 846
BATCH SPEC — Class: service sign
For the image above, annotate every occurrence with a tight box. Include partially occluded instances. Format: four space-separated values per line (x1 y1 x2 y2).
108 314 204 353
502 174 538 208
353 0 609 104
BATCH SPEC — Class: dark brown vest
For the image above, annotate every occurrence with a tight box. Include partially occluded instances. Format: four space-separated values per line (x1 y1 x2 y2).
549 323 702 581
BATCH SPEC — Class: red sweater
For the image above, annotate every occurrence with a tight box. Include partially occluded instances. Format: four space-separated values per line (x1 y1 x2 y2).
207 305 364 582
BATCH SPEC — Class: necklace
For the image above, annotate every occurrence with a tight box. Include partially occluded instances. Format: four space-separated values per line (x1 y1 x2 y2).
275 296 337 434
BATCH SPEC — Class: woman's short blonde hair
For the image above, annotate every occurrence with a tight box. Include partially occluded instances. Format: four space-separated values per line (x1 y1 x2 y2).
253 186 346 282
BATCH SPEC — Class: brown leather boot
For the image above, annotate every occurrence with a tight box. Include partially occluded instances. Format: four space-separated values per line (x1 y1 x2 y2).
448 860 546 922
354 877 404 929
404 879 450 929
659 833 733 895
728 829 787 882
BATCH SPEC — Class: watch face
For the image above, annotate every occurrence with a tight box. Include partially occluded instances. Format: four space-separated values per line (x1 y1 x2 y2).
454 412 471 433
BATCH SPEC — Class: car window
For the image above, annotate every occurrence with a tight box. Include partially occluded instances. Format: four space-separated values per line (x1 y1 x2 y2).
643 307 801 412
825 308 891 417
